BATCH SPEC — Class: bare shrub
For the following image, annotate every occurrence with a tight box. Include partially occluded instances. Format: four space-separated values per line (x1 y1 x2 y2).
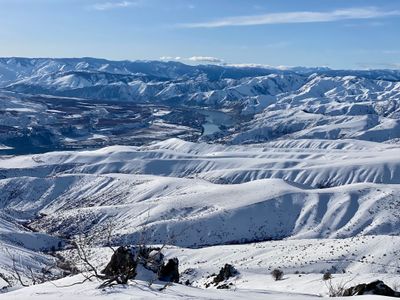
325 277 355 297
271 269 284 281
323 271 332 281
5 248 60 287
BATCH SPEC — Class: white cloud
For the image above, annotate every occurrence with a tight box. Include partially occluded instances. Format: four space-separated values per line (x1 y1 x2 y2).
91 1 138 11
160 56 224 64
187 56 224 63
160 56 182 61
181 7 400 28
226 63 289 70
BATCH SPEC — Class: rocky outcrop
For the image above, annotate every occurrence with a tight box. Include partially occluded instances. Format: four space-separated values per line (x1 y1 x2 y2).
343 280 400 297
213 264 238 286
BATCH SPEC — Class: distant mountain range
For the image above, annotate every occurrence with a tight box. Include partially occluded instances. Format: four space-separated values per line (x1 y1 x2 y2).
1 57 400 147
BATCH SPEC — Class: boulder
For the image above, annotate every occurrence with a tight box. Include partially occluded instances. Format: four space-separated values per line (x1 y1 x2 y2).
101 246 137 279
158 258 179 283
213 264 238 285
343 280 400 297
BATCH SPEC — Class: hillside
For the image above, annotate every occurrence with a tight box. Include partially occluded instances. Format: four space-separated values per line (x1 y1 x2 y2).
0 138 399 260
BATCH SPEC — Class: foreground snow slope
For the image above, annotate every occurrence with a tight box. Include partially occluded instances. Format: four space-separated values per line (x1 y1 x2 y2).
2 275 398 300
0 280 318 300
2 236 400 299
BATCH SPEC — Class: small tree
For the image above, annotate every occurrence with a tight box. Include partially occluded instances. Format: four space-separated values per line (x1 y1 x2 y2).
323 271 332 281
271 269 284 281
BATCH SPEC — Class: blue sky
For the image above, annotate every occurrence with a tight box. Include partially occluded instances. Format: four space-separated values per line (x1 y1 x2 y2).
0 0 399 69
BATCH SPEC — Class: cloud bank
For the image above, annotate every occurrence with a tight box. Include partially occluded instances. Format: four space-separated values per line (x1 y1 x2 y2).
182 7 400 28
187 56 224 63
160 56 224 63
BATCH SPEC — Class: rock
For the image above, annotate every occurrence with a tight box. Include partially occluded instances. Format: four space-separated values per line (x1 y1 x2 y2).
213 264 238 285
180 268 197 286
137 247 164 273
343 280 400 297
101 246 137 279
158 258 179 283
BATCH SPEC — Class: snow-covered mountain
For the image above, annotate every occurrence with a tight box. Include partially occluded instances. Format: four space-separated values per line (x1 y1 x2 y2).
2 58 400 111
1 57 400 145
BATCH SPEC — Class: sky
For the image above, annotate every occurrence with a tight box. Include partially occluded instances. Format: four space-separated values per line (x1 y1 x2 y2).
0 0 399 69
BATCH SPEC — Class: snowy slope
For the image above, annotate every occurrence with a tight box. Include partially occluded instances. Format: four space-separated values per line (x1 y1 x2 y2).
2 175 399 247
1 138 399 187
0 139 399 298
0 212 61 289
2 273 399 300
2 236 400 299
0 138 399 249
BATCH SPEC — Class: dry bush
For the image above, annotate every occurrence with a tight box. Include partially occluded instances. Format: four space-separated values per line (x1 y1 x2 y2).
325 277 355 297
271 269 284 281
323 271 332 281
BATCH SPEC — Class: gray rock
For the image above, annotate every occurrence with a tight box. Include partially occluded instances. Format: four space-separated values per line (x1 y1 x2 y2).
158 258 179 283
343 280 400 297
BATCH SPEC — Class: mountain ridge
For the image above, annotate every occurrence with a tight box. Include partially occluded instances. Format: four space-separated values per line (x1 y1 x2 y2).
1 57 400 148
